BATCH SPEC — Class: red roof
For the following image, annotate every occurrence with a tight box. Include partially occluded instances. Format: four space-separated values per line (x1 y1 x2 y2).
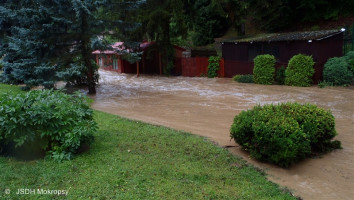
92 41 154 55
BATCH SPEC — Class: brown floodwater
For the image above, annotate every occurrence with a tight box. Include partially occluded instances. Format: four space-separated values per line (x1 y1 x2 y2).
90 69 354 200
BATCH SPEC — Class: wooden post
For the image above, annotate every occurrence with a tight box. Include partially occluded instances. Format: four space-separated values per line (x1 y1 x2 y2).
159 53 162 75
136 61 140 77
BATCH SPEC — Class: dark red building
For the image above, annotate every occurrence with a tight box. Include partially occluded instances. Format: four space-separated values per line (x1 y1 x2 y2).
222 29 345 83
92 41 160 76
93 42 186 76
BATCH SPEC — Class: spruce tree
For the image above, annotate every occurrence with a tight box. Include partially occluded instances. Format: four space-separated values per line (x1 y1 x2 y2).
0 0 107 94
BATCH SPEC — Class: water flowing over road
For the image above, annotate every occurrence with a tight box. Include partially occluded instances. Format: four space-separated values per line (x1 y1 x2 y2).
90 69 354 200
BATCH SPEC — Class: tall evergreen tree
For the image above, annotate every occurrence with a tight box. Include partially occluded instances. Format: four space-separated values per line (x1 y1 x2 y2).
0 0 107 94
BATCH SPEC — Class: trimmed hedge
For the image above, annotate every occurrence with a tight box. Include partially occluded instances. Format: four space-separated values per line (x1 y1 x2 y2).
253 54 275 85
323 57 353 86
285 54 315 87
230 102 341 167
0 90 97 161
232 74 254 83
207 56 221 78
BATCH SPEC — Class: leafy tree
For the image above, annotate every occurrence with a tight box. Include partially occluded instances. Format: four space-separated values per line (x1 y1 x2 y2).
123 0 188 74
216 0 249 34
248 0 294 32
186 0 247 46
191 0 229 46
248 0 354 32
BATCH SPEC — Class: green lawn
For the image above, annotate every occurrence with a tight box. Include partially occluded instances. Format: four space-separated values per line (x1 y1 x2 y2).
0 84 296 199
0 83 22 95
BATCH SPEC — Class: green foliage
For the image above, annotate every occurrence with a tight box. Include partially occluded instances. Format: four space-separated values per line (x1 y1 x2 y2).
253 54 275 85
122 52 143 64
323 57 353 86
344 51 354 74
189 0 239 46
207 56 221 78
248 0 354 32
163 61 175 75
0 90 97 161
0 0 109 93
230 102 341 167
318 81 334 88
275 66 286 85
134 1 182 75
285 54 315 87
0 110 296 199
232 74 254 83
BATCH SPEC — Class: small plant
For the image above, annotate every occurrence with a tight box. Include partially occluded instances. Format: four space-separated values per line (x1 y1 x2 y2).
230 102 341 167
200 73 207 77
232 75 242 81
253 54 275 85
163 61 175 76
0 90 97 161
323 57 353 86
318 81 334 88
285 54 315 87
232 74 254 83
207 56 221 78
275 66 286 85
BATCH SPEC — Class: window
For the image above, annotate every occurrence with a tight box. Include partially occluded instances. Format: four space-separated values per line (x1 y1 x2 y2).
98 56 103 67
113 56 118 70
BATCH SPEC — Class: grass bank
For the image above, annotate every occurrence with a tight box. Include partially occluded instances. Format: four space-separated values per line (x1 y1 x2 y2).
0 84 296 199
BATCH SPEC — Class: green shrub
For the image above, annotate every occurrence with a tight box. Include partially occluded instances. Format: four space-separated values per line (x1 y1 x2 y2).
0 90 97 161
253 54 275 85
344 51 354 74
232 74 254 83
230 102 340 167
275 66 286 85
323 57 353 86
285 54 315 87
232 75 242 81
207 56 221 78
318 81 334 88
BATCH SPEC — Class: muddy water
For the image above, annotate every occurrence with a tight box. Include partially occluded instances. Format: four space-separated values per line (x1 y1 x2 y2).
91 69 354 200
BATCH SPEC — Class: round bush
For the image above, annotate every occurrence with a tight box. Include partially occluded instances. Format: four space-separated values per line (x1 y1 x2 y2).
230 103 340 167
323 57 353 86
253 54 275 85
285 54 315 87
0 90 97 161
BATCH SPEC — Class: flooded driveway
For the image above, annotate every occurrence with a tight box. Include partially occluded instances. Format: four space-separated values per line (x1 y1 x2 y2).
91 69 354 200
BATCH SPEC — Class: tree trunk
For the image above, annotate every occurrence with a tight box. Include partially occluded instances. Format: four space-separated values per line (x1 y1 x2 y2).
81 12 96 94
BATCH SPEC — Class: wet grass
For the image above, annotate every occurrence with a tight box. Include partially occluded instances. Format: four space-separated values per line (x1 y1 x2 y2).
0 83 22 95
0 84 296 199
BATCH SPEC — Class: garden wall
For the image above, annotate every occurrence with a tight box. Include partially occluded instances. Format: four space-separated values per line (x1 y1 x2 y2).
181 57 224 77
